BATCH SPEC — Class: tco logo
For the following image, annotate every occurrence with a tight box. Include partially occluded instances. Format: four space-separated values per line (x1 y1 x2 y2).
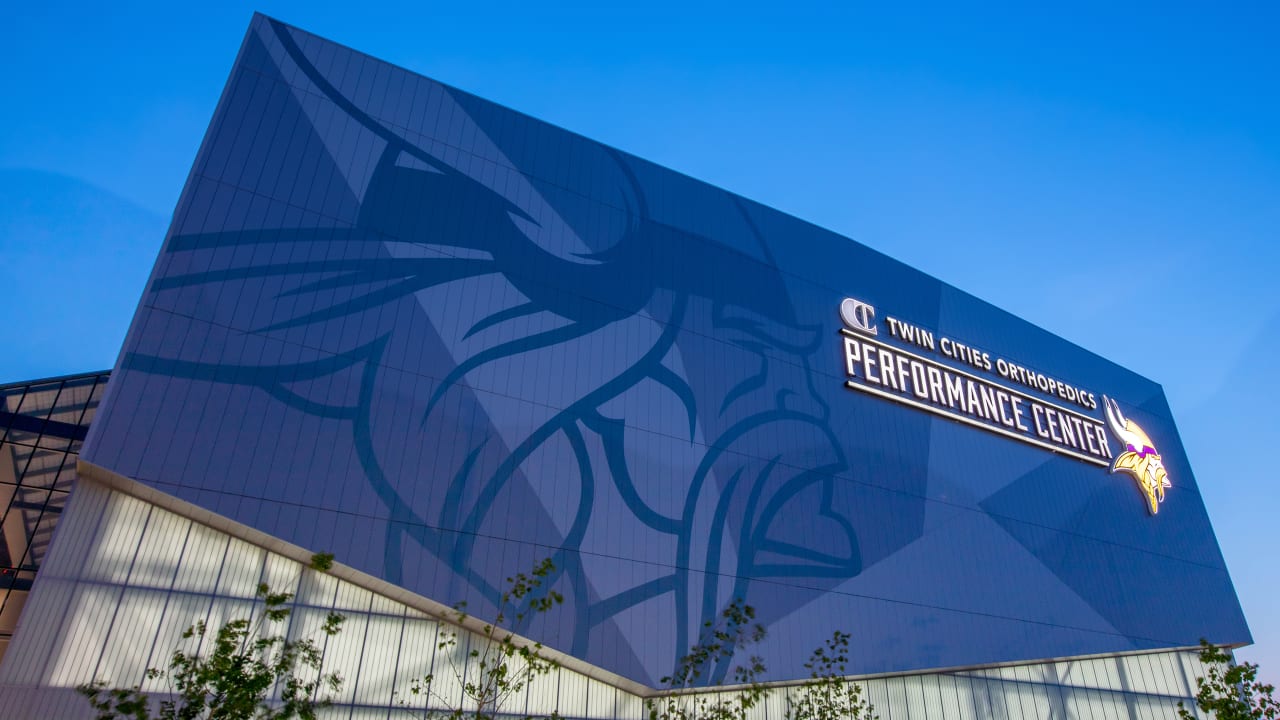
839 297 877 335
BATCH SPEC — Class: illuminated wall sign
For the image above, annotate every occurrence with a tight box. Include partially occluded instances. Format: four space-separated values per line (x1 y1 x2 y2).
839 297 1111 464
1102 398 1172 514
837 296 1171 512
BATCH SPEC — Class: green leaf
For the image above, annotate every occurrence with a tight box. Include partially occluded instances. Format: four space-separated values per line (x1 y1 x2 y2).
310 552 335 572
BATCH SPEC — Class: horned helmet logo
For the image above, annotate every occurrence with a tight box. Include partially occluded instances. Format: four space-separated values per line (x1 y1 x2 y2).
1102 396 1171 515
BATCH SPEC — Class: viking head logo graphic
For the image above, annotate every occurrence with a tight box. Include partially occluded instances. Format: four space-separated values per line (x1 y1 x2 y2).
1102 396 1171 514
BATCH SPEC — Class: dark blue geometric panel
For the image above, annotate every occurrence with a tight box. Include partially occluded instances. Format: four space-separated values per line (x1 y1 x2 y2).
81 14 1249 686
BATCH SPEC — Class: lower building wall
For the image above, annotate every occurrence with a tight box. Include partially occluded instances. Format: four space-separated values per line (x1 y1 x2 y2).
0 479 1212 719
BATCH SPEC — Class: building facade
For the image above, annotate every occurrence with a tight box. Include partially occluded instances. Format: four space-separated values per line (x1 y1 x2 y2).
0 13 1249 718
0 372 109 662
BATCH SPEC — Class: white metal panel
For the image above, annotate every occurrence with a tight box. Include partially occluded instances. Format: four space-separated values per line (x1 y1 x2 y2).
139 590 216 692
353 611 407 708
316 705 351 720
614 683 645 720
931 675 964 720
585 677 616 720
200 594 257 633
1115 654 1147 696
862 677 891 720
1096 656 1122 694
1056 659 1087 690
350 707 392 720
1032 660 1062 688
762 683 788 720
1042 672 1071 720
298 561 341 608
261 551 301 596
524 659 561 717
494 645 536 715
283 600 346 703
1163 651 1194 698
1162 651 1190 697
334 578 375 612
315 601 372 707
900 674 928 718
392 615 441 712
81 491 151 584
558 667 587 719
0 576 77 684
1159 694 1199 720
1179 649 1205 700
1173 651 1198 698
127 507 190 589
38 480 111 581
1145 652 1174 697
949 675 980 720
1076 657 1104 692
171 520 230 594
982 676 1012 720
1019 682 1051 720
46 583 122 686
1024 682 1054 720
1129 690 1156 720
0 482 111 683
993 682 1025 720
1100 688 1126 720
0 685 95 720
1077 688 1106 720
215 536 267 598
371 593 401 616
917 674 946 719
1100 687 1125 720
92 587 169 687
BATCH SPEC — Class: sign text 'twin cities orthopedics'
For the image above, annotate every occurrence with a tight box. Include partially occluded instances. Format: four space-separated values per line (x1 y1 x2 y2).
837 297 1113 467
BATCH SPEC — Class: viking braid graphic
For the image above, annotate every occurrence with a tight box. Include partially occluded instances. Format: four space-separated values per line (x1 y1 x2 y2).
1102 396 1171 514
121 18 864 685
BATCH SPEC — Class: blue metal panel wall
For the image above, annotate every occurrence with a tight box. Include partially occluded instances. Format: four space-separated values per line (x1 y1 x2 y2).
80 13 1249 686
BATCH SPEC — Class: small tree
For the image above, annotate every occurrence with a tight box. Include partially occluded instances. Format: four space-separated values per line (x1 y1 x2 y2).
647 602 875 720
1178 639 1280 720
785 631 877 720
646 600 769 720
398 557 565 720
78 553 345 720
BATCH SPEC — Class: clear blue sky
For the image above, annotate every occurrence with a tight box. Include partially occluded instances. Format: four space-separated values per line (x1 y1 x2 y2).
5 1 1277 682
